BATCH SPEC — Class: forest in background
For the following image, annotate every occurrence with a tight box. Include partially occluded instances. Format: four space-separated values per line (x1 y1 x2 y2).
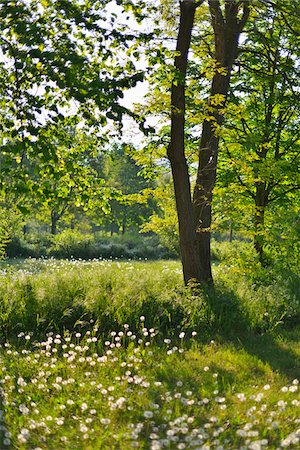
0 0 299 282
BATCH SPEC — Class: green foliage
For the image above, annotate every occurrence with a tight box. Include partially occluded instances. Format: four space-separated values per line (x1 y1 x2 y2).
141 180 179 254
6 230 176 260
95 143 156 234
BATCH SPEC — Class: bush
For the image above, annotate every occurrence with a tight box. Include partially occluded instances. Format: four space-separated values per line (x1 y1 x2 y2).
5 230 178 260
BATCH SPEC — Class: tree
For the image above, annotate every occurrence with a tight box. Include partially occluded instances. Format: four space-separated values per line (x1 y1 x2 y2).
32 122 107 235
220 5 300 263
167 0 249 284
167 0 203 284
97 144 155 235
0 0 147 206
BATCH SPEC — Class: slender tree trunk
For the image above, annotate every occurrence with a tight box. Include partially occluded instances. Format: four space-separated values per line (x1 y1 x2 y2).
193 0 249 283
254 182 268 264
229 221 233 242
193 73 231 281
167 0 203 284
51 210 59 235
122 211 127 235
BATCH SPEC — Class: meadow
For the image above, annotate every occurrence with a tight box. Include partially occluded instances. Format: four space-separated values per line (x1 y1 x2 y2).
0 248 299 449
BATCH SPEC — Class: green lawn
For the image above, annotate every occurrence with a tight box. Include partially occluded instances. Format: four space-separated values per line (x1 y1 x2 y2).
0 258 299 449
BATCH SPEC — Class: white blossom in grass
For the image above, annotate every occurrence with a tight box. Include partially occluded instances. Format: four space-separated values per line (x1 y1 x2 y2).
289 385 298 392
204 366 209 372
179 332 185 339
75 333 81 338
144 411 154 419
192 331 197 337
292 379 299 385
18 428 30 443
19 404 30 415
80 424 89 433
81 403 88 411
263 384 270 390
3 438 11 446
281 386 288 392
56 418 64 426
100 418 111 425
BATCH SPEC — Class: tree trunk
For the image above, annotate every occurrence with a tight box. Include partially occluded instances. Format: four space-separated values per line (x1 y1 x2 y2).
193 73 231 282
229 221 233 242
167 0 203 284
51 210 59 235
254 182 268 265
193 0 249 283
122 210 127 235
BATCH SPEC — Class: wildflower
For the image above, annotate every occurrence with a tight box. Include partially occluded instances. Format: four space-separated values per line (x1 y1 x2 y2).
100 418 111 425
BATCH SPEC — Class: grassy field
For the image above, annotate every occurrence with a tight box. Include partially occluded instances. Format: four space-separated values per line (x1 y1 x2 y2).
0 255 299 449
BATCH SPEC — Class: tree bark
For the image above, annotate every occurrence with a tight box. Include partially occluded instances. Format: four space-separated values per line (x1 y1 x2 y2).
122 210 127 235
167 0 203 284
254 182 268 264
51 210 59 235
193 0 249 282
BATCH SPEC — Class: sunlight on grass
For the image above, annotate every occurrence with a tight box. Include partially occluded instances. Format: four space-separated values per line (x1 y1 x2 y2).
0 258 299 449
0 321 299 449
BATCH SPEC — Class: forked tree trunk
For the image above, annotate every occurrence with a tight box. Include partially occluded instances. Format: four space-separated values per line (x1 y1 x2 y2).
193 0 249 283
167 0 203 284
169 0 249 285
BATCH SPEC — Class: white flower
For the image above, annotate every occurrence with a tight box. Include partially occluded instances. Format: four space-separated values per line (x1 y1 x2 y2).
144 411 153 419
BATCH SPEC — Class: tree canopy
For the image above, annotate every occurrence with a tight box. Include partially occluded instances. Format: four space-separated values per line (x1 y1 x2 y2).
0 0 299 283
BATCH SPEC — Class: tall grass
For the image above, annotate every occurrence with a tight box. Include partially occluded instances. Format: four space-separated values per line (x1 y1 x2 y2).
0 252 299 341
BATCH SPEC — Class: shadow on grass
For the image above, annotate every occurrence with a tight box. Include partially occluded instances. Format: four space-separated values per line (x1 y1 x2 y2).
201 283 300 380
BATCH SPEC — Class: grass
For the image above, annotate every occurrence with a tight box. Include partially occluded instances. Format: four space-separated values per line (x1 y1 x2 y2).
0 254 299 449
